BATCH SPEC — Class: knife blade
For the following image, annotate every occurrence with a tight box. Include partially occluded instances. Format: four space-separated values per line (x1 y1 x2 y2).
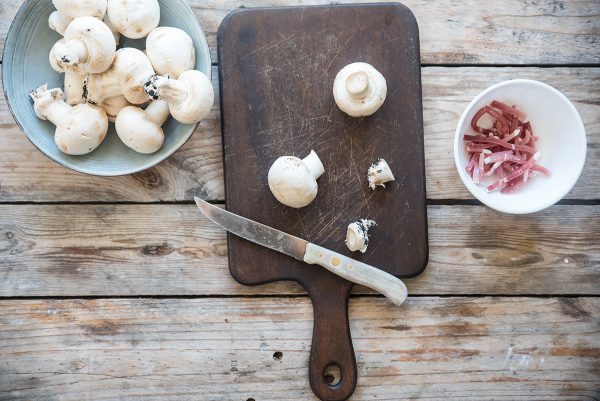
194 197 407 306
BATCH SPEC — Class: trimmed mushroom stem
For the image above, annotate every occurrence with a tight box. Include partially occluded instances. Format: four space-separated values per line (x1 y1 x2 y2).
144 99 170 126
54 40 89 67
303 150 325 179
346 71 370 99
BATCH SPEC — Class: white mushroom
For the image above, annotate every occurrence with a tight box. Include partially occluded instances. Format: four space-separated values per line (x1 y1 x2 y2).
50 17 116 74
114 48 157 105
115 100 170 154
101 95 132 123
267 150 325 208
64 72 86 105
30 85 108 155
368 159 395 190
144 70 213 124
345 219 377 253
146 27 196 79
106 0 160 39
103 16 121 45
49 0 107 36
333 62 387 117
83 48 155 107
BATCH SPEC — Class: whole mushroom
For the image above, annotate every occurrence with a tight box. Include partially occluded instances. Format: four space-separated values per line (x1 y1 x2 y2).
107 0 160 39
30 85 108 155
49 0 107 36
146 27 196 79
268 150 325 208
85 48 156 106
115 100 170 154
144 70 213 124
333 62 387 117
50 16 116 74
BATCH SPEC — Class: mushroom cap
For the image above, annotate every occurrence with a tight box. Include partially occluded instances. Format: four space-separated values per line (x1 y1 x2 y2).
49 0 107 35
333 62 387 117
53 16 116 74
268 156 319 208
54 103 109 155
107 0 160 39
49 39 66 73
52 0 107 19
101 95 131 123
114 48 156 105
169 70 214 124
115 105 166 154
146 27 196 79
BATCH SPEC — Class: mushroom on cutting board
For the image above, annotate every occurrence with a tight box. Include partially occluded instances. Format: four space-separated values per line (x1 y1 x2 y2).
106 0 160 39
368 159 395 190
345 219 377 253
49 0 107 36
144 70 213 124
50 16 116 74
268 150 325 208
30 85 108 155
146 27 196 79
83 48 155 106
333 62 387 117
115 100 170 154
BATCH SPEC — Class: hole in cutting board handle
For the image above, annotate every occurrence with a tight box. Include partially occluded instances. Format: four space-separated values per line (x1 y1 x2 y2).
323 363 342 387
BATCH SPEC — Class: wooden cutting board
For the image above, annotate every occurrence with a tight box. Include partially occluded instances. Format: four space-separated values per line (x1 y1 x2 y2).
218 4 427 400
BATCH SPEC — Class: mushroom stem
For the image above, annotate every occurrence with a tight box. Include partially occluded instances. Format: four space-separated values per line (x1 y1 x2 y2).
346 71 370 99
144 99 170 126
54 40 89 67
30 86 71 124
147 75 188 104
84 66 121 104
302 150 325 179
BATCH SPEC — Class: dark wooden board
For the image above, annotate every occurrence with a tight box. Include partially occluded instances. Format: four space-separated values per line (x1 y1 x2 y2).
218 3 426 400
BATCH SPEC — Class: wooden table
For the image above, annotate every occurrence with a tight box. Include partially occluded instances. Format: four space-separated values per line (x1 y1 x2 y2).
0 1 598 400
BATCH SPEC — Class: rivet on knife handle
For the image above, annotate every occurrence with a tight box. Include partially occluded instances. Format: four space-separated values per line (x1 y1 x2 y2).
303 243 408 306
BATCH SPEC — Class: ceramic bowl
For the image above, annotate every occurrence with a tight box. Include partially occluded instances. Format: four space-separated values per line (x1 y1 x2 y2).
2 0 211 176
454 79 587 214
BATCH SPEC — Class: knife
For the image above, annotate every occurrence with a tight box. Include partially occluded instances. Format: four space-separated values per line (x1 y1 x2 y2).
194 197 408 306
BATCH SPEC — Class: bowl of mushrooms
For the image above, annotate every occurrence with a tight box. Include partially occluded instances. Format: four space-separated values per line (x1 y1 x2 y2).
2 0 213 176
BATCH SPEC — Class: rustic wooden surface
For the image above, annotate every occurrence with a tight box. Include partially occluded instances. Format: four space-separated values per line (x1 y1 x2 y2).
0 0 599 400
1 297 598 401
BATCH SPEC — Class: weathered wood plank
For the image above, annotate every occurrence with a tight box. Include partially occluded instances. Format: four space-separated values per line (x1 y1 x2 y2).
1 0 599 64
0 204 597 297
0 297 598 401
0 67 598 201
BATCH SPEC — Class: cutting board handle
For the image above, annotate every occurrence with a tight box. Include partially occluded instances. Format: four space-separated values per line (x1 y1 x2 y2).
306 278 356 401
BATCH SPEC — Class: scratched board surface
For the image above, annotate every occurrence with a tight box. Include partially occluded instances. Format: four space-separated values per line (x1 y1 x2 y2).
219 3 427 282
218 5 427 399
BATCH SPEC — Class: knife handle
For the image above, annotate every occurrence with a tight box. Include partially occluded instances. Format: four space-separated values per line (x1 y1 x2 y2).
303 243 408 306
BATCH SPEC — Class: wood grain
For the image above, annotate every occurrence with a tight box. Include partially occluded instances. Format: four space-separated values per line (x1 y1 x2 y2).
0 297 598 401
1 0 599 64
0 67 598 202
0 204 597 297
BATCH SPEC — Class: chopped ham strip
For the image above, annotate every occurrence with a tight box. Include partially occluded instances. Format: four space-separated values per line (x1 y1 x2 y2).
463 100 550 193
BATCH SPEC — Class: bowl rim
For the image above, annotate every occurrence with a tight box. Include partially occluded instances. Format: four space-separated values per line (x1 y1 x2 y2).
2 0 212 177
453 78 587 214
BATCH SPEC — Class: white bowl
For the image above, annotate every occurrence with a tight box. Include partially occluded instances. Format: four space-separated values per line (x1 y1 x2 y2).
454 79 587 214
